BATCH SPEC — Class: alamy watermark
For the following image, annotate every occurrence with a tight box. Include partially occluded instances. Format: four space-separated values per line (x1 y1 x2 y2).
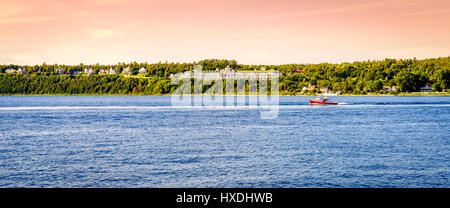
170 65 280 119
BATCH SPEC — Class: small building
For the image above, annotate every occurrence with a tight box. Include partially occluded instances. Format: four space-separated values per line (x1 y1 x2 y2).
291 69 304 74
420 85 433 92
17 68 27 74
301 86 308 92
98 68 108 75
109 67 117 75
5 68 16 73
391 86 398 91
84 67 94 75
319 87 329 93
383 86 398 92
138 67 147 74
122 66 131 74
307 84 318 91
55 67 64 75
72 71 82 75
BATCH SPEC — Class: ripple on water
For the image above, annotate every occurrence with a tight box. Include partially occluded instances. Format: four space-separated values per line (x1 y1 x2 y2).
0 96 449 187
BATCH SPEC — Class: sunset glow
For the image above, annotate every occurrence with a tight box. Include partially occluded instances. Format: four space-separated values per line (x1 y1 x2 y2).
1 0 449 65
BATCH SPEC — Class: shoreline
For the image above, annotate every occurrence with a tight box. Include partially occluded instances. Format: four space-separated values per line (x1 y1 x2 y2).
1 93 449 96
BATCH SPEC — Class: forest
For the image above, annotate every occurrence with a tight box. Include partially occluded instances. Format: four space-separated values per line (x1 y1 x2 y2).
0 57 449 95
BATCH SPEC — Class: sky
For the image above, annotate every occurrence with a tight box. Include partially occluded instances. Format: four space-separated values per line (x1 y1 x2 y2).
0 0 449 65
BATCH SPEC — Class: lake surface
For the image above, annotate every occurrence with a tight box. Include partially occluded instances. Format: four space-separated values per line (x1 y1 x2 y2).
0 95 449 187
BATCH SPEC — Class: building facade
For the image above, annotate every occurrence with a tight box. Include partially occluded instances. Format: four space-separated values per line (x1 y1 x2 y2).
170 66 281 80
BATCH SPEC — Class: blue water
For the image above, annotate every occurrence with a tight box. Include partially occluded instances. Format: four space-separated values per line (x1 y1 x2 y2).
0 96 449 187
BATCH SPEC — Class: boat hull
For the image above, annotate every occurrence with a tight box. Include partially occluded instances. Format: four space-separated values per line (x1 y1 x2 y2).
309 100 338 105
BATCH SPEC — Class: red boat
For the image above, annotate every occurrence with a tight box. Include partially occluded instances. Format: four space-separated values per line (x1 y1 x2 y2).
309 97 338 105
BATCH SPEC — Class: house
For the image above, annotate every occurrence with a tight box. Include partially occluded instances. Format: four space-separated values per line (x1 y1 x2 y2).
84 67 94 75
55 67 64 75
319 87 329 93
98 68 108 75
382 86 398 92
122 66 131 74
72 71 82 75
108 67 117 74
391 86 398 91
301 86 308 92
5 68 16 73
17 68 27 74
307 84 318 91
420 85 433 92
138 67 147 74
291 69 304 74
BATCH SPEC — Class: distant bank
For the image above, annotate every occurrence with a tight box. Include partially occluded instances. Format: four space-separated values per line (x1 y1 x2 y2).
1 58 449 95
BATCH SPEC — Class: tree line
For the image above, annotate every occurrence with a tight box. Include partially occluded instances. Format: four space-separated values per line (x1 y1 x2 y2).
0 75 173 95
0 57 449 95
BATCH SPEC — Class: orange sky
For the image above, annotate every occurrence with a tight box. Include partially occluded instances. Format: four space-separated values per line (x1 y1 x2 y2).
0 0 449 65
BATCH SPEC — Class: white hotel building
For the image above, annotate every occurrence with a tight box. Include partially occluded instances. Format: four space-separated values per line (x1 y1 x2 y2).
170 66 282 81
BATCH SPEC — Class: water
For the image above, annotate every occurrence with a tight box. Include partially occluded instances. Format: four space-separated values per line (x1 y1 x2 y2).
0 95 449 187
